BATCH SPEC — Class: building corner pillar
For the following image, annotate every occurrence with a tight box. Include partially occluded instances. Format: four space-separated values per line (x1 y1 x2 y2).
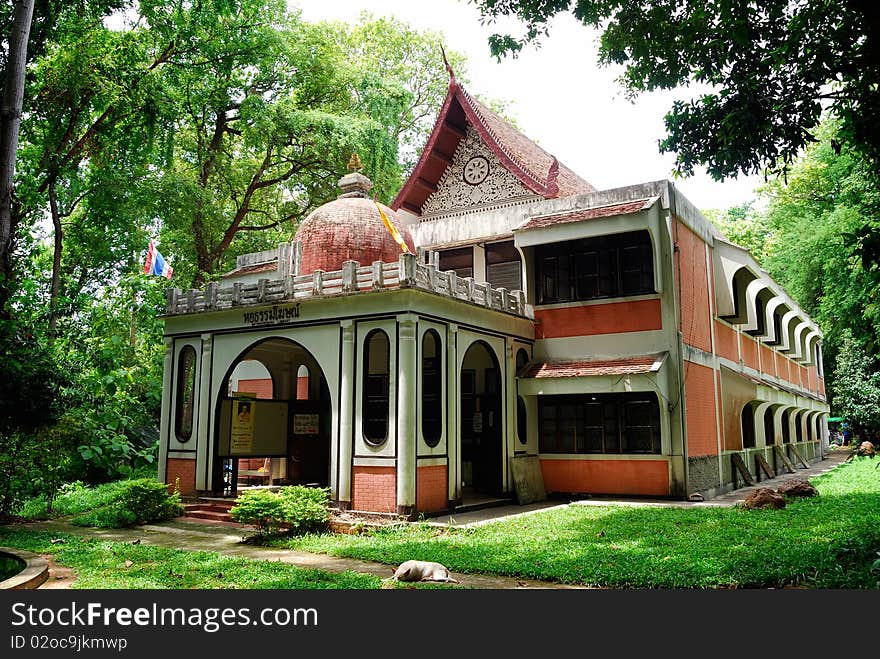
397 314 418 517
337 319 355 507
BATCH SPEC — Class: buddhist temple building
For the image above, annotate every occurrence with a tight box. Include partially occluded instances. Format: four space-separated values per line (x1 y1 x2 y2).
157 72 829 516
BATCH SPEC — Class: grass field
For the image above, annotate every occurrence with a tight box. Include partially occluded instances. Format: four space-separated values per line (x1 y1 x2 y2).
275 458 880 588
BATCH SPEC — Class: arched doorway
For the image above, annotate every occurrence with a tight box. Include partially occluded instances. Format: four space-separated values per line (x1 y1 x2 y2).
213 338 332 496
460 341 503 497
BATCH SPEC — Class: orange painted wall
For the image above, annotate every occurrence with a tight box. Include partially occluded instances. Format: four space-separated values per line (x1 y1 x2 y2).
714 321 739 362
352 466 396 513
760 344 777 377
741 335 759 371
416 465 448 513
540 459 669 496
676 220 712 351
535 298 661 338
166 458 196 496
684 360 719 456
236 378 273 399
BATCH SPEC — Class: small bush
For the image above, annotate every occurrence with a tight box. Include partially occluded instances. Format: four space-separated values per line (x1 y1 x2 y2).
15 495 49 520
230 486 330 536
230 490 290 536
70 479 183 529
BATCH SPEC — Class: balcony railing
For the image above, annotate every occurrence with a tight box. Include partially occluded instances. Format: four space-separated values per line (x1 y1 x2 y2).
165 252 529 318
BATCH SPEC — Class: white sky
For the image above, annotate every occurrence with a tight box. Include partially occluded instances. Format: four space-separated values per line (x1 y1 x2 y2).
292 0 765 211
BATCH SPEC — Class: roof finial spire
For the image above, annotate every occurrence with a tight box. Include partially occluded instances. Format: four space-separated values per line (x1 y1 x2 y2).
347 152 364 173
440 44 456 83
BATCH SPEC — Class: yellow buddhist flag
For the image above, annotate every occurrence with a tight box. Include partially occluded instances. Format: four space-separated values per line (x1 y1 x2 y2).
374 200 410 254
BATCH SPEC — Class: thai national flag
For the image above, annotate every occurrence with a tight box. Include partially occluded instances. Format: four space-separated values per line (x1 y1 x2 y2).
143 241 173 279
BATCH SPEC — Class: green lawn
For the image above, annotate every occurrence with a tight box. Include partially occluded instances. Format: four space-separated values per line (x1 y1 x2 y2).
0 529 383 589
276 459 880 588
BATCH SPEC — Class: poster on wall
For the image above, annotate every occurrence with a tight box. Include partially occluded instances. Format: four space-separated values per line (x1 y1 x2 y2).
230 394 257 454
293 413 319 436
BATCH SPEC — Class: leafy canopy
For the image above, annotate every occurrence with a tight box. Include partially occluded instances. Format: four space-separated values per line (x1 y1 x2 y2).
474 1 880 181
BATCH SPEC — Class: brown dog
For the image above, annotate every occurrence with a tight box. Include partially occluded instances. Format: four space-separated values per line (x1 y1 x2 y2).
391 560 458 583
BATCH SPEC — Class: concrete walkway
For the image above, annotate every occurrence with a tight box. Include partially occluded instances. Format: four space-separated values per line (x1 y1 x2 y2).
20 448 851 590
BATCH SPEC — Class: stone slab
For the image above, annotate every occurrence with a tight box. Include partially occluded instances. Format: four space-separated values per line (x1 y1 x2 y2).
509 455 546 505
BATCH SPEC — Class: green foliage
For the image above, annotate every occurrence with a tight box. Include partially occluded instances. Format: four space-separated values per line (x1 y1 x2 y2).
57 478 182 528
281 460 880 588
230 486 330 536
475 1 880 182
832 331 880 437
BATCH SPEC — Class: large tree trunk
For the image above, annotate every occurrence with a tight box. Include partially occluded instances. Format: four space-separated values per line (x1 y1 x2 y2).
0 0 35 315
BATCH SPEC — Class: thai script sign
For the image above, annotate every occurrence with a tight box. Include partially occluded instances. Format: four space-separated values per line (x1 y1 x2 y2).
243 304 300 327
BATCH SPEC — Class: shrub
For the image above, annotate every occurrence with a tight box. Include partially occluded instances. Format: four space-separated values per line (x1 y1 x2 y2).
230 486 330 536
229 490 290 536
70 479 183 529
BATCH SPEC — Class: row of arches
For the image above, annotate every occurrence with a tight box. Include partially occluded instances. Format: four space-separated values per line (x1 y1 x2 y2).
740 401 826 449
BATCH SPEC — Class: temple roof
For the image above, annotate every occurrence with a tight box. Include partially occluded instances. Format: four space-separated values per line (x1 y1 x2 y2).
392 76 595 215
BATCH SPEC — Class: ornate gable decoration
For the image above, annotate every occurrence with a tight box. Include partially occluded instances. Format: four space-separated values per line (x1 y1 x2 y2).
420 126 537 218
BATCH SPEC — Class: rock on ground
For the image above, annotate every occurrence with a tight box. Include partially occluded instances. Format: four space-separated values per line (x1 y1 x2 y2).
741 487 786 510
776 478 818 498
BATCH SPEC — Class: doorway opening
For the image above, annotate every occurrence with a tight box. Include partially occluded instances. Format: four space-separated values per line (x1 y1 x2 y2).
460 340 504 499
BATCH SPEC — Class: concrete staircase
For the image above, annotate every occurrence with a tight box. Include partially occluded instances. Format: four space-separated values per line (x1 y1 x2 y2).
181 499 236 524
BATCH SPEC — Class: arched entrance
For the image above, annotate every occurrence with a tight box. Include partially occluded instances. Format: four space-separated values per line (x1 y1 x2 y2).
213 338 331 496
460 341 503 497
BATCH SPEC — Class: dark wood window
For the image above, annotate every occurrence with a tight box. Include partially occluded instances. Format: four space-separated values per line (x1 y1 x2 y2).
438 247 473 278
421 330 442 447
175 346 197 442
363 330 390 444
535 230 654 304
538 392 661 454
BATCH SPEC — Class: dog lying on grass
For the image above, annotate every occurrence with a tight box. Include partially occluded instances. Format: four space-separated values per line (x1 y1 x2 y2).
391 560 458 583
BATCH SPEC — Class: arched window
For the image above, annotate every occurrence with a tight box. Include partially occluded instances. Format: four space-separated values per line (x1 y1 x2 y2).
516 349 529 445
741 403 755 449
363 330 390 444
764 407 775 446
421 330 442 447
296 364 310 401
795 410 804 442
781 409 791 443
806 414 814 442
175 346 197 442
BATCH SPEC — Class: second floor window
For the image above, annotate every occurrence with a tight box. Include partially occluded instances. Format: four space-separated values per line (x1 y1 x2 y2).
363 330 390 444
535 230 654 304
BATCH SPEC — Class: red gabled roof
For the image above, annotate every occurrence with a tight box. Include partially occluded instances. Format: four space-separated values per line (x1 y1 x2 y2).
517 197 658 232
521 354 665 379
392 77 595 214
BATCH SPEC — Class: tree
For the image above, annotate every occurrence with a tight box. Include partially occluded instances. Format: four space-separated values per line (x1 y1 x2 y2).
0 0 34 314
474 1 880 181
832 330 880 438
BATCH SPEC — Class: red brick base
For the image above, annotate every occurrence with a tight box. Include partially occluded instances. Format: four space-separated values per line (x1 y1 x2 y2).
540 459 669 496
417 465 448 513
352 466 396 513
166 458 197 496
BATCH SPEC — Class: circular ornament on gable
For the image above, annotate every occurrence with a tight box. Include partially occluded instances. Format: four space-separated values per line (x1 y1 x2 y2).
463 156 489 185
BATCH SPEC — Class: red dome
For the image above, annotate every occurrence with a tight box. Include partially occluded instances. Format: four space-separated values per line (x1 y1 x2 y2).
295 197 416 274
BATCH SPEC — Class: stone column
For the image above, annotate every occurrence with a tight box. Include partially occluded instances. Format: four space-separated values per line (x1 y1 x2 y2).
396 314 418 517
157 338 174 484
446 324 459 505
336 319 355 507
195 333 213 492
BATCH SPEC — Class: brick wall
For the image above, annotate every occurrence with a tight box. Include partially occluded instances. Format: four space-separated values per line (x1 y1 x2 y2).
676 220 712 351
741 334 759 371
534 298 661 338
236 378 273 399
714 320 738 362
352 466 397 513
166 458 196 496
540 459 669 496
416 465 448 513
760 344 777 377
684 360 719 456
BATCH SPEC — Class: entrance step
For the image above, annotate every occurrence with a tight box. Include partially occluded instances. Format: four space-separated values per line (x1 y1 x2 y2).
180 499 237 523
454 497 513 514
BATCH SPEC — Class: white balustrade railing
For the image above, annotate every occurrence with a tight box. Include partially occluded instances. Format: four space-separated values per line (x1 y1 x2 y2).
165 253 529 318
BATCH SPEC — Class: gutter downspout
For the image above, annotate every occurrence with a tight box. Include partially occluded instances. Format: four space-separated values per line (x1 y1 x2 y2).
667 183 689 499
